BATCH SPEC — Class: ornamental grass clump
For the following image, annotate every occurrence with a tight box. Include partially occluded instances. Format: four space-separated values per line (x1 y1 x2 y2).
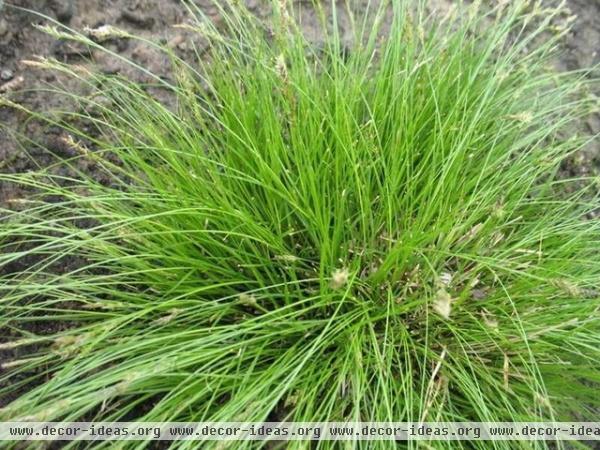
1 1 599 448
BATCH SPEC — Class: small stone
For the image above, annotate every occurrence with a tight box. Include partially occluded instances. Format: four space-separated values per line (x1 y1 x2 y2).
0 69 13 81
0 18 8 36
167 34 185 49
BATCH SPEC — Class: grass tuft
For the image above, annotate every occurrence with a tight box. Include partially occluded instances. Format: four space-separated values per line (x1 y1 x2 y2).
1 1 599 448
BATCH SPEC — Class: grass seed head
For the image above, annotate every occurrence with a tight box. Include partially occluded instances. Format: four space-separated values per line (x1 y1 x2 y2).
433 288 453 319
330 268 350 290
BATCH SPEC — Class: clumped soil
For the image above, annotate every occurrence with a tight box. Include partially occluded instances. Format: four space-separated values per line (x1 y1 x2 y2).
0 0 599 415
